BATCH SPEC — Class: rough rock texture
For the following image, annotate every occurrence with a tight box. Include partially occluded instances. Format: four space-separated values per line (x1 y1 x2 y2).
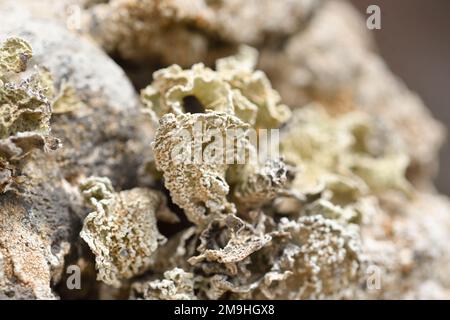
0 161 75 299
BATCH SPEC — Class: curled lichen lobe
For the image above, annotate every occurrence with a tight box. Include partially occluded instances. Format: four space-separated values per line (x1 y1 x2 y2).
80 176 166 287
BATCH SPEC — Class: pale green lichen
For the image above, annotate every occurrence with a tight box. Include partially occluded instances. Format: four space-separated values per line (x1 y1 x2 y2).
142 46 290 129
0 37 32 74
145 80 415 299
148 48 294 226
80 176 167 287
0 38 59 193
52 83 85 114
279 106 412 212
0 79 52 139
145 49 396 299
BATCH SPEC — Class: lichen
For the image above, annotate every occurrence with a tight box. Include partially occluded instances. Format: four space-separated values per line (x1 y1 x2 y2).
132 268 196 300
144 45 424 300
188 214 272 270
142 46 290 129
148 49 294 227
1 0 450 301
256 215 363 299
0 37 32 74
80 176 167 287
152 111 250 225
52 83 85 114
232 158 293 211
280 106 412 205
82 0 321 65
260 0 445 187
0 38 60 193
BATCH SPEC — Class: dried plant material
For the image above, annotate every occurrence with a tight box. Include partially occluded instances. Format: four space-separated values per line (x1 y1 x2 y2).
80 177 166 287
142 46 290 129
132 268 196 300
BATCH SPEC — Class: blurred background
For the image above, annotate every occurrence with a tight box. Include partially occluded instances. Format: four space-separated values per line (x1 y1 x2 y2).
350 0 450 196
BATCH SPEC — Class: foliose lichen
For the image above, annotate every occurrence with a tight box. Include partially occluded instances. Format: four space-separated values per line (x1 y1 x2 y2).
0 37 59 193
1 0 450 301
80 176 167 287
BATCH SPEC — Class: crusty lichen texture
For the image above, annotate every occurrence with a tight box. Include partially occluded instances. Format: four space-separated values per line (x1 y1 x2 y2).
142 45 290 129
131 268 196 300
80 177 166 287
148 48 292 226
140 49 434 300
0 0 450 300
0 38 60 193
152 111 248 225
